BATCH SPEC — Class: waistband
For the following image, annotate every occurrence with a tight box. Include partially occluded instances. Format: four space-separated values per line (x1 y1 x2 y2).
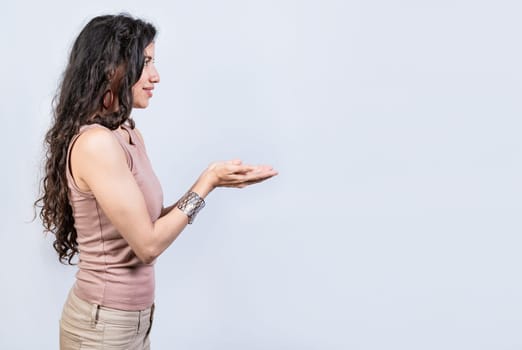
64 289 154 328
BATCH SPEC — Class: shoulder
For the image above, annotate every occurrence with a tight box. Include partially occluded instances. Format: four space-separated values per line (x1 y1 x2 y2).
69 125 130 191
75 126 117 150
73 126 126 163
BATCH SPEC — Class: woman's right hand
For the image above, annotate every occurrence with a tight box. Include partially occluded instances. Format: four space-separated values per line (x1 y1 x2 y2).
194 159 278 195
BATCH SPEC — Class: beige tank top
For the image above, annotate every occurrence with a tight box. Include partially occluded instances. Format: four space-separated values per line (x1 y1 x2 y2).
66 123 163 311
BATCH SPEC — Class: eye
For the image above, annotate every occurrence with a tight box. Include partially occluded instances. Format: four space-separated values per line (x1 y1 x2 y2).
144 57 153 66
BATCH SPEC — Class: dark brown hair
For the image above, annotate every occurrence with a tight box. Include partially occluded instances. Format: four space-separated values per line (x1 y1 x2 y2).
35 14 156 264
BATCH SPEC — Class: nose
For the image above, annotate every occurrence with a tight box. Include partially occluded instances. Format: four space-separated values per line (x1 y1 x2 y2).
150 65 160 84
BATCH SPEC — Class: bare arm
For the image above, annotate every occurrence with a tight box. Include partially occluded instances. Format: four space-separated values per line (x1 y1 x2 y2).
71 128 277 264
160 203 177 217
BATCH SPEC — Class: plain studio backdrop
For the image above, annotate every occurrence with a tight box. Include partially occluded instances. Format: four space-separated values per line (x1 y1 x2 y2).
1 0 521 349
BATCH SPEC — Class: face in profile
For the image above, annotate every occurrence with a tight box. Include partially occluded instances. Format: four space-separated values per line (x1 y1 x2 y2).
132 43 160 109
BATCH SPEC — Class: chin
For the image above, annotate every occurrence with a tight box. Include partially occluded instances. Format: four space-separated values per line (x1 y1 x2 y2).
133 101 149 109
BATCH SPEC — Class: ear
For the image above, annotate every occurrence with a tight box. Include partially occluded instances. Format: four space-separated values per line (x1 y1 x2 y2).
102 90 114 110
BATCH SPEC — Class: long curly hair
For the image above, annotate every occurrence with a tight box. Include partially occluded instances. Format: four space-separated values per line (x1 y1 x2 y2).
35 14 157 264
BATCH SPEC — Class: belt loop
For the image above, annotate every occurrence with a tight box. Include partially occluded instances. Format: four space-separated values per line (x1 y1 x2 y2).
90 304 100 328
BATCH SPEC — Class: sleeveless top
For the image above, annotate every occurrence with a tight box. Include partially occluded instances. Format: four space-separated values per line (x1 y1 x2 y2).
66 123 163 311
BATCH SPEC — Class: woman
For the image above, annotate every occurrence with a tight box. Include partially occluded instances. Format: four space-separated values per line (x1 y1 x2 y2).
35 14 277 349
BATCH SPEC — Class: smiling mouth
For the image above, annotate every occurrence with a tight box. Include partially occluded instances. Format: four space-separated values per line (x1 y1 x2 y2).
144 88 153 97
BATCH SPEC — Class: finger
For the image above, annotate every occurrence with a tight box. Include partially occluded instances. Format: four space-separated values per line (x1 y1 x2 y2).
239 175 275 187
221 173 277 188
246 169 278 180
226 164 256 174
219 173 254 184
235 175 275 187
246 165 276 174
226 159 243 165
224 170 276 185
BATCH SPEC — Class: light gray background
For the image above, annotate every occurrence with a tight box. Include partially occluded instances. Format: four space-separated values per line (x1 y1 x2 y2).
1 0 521 349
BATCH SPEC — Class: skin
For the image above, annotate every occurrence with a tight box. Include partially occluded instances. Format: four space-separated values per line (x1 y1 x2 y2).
131 43 160 109
70 42 278 264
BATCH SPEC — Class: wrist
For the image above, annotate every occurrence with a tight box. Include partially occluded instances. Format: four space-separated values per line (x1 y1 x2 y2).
191 171 215 198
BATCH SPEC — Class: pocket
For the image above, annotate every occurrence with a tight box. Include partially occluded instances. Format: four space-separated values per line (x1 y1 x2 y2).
60 318 104 350
146 304 155 336
145 315 153 336
60 319 82 350
102 323 138 348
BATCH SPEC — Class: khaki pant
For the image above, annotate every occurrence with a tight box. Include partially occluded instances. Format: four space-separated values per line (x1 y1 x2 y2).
60 290 154 349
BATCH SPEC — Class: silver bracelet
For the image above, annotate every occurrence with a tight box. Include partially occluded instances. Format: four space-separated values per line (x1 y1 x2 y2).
177 191 205 224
